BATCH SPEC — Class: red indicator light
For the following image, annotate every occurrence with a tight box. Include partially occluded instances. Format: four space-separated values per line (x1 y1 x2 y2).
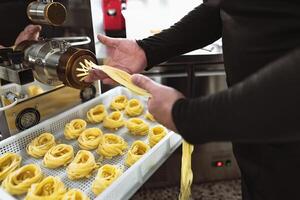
216 161 224 167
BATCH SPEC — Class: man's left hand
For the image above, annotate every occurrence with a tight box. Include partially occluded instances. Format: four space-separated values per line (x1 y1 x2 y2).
132 74 184 132
14 25 42 46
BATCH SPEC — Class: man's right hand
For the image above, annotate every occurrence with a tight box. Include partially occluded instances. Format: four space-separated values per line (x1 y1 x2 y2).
85 35 147 84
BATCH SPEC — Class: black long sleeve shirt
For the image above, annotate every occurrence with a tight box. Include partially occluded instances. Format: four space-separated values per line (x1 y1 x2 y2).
137 0 300 200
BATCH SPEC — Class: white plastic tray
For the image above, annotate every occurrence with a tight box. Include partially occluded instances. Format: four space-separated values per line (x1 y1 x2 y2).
0 86 182 200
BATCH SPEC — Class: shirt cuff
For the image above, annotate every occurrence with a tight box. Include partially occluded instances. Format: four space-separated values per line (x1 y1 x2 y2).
136 39 154 71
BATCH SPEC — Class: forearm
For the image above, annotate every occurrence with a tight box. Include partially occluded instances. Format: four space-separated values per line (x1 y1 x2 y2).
137 1 222 68
172 48 300 144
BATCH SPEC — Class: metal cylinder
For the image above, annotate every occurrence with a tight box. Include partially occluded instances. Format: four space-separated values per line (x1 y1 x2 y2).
27 1 67 26
15 40 97 89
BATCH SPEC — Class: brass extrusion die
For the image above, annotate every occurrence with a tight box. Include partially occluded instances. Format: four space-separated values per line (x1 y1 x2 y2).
44 2 67 26
58 48 97 89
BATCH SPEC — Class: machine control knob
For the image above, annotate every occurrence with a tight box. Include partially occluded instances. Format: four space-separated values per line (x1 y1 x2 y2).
7 51 24 65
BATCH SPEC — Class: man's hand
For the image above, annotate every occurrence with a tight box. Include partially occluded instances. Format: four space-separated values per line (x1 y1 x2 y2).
132 74 184 132
14 25 42 46
85 35 147 84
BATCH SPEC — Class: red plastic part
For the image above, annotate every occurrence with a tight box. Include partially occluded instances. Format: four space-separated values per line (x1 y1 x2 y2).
102 0 126 31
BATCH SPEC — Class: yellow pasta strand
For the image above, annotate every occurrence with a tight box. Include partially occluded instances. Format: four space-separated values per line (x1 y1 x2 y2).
64 119 87 140
110 95 128 110
92 164 122 195
77 60 151 97
125 140 150 166
0 153 22 181
103 111 125 130
66 150 99 180
78 128 103 150
87 104 107 123
25 176 66 200
26 133 56 158
179 141 194 200
62 189 90 200
148 125 167 147
125 99 144 117
144 111 156 122
43 144 74 168
126 118 149 136
96 134 128 159
2 164 43 195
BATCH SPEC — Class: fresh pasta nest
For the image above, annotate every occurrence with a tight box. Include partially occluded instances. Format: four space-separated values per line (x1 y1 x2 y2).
87 104 107 123
2 164 43 195
67 150 99 180
78 128 103 150
0 153 22 181
103 111 125 130
96 134 128 159
148 125 167 147
110 95 128 110
26 133 56 158
92 164 122 195
125 140 150 166
43 144 74 168
125 99 144 117
25 176 66 200
126 118 149 136
62 188 90 200
64 119 87 140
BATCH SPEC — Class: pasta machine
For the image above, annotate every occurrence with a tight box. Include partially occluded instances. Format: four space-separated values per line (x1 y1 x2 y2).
0 0 105 139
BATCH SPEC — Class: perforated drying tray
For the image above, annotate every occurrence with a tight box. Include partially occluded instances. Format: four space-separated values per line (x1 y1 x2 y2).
0 86 182 200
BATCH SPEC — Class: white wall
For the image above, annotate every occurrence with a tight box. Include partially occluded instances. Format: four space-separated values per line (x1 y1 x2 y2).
124 0 203 39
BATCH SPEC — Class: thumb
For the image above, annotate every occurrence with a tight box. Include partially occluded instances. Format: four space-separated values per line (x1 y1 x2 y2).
97 34 118 47
131 74 157 94
26 25 42 33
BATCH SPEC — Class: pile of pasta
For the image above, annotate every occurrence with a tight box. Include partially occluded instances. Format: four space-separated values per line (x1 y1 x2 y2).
126 118 149 136
2 164 43 195
87 104 107 123
64 119 87 140
125 140 150 167
25 176 66 200
148 125 167 147
62 188 90 200
43 144 74 168
0 153 22 181
110 95 128 110
92 164 123 195
0 92 173 198
67 150 99 180
78 128 103 150
103 111 125 130
125 99 144 117
96 134 128 159
26 133 56 158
